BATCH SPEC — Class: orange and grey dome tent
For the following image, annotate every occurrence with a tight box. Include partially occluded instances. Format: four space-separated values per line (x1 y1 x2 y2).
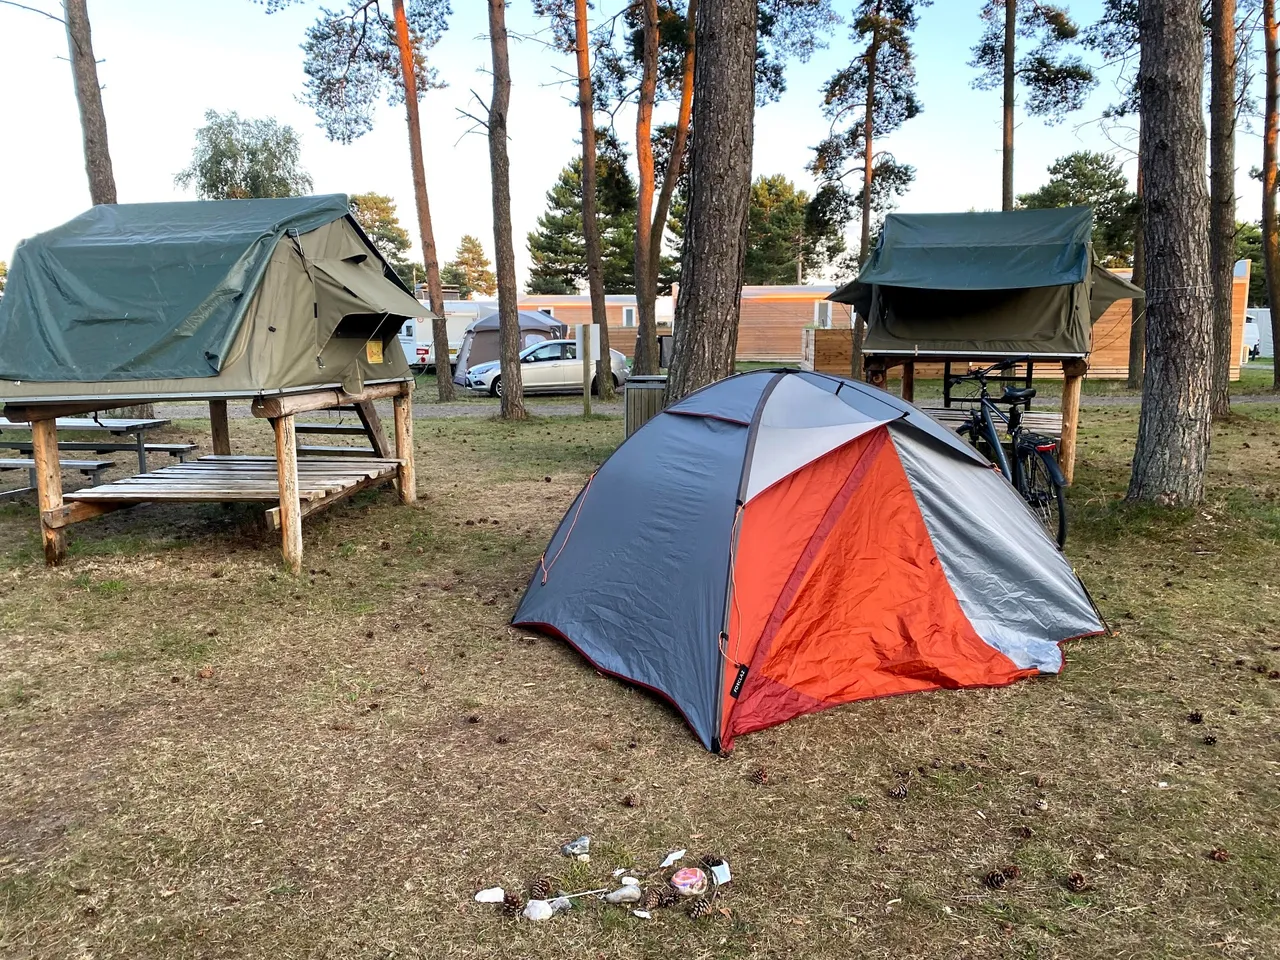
513 370 1105 752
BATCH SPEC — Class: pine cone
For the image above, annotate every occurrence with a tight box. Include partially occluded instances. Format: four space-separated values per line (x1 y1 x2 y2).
502 890 525 915
1015 826 1034 840
529 877 551 901
657 887 680 908
700 853 726 868
1203 734 1218 746
639 886 661 910
1187 711 1204 724
1208 847 1230 862
688 896 713 920
984 869 1007 890
620 793 640 808
747 766 768 785
1064 871 1089 893
888 781 909 800
1001 864 1022 881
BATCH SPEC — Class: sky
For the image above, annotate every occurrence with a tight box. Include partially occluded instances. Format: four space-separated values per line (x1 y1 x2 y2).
0 1 1267 288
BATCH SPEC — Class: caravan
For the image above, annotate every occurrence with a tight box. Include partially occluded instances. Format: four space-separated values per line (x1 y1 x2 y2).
404 301 492 372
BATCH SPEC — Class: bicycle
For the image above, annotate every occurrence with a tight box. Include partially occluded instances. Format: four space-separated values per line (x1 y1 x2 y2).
948 358 1068 548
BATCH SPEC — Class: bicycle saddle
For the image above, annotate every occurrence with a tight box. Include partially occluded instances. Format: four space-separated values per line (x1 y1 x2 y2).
999 386 1037 403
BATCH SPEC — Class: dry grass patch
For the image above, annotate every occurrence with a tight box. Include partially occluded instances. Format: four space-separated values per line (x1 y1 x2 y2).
1 406 1279 959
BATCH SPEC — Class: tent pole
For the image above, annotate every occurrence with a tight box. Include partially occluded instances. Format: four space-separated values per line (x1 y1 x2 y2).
393 382 417 504
32 418 67 565
209 399 231 455
1059 359 1087 486
273 414 303 574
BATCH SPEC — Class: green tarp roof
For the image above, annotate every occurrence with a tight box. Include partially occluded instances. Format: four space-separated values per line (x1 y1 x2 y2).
832 206 1095 298
0 195 354 382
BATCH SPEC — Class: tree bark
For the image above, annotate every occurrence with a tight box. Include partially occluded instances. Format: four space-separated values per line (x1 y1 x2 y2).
392 0 453 401
574 0 613 401
1264 0 1280 390
860 2 881 262
633 0 661 377
1001 0 1015 211
1127 160 1146 390
1209 0 1237 419
1127 0 1213 505
488 0 525 420
63 0 116 205
666 0 756 402
635 0 697 377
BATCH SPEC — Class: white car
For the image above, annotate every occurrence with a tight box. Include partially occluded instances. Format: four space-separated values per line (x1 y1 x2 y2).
465 339 630 397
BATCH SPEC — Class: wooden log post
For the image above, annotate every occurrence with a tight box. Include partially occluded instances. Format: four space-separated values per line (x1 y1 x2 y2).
393 382 416 504
581 323 592 418
209 399 231 455
272 415 303 574
901 361 915 404
31 418 67 565
353 399 393 459
1060 359 1087 486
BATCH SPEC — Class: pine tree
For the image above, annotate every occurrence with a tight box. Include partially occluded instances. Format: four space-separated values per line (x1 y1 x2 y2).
1017 151 1138 263
744 175 846 284
443 235 496 299
969 1 1096 210
526 141 640 295
349 193 412 267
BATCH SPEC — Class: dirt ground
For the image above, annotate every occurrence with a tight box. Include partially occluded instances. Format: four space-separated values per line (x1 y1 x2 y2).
1 401 1278 959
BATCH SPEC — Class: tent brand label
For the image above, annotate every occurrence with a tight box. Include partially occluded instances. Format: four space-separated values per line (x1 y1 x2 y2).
366 340 384 364
730 665 749 698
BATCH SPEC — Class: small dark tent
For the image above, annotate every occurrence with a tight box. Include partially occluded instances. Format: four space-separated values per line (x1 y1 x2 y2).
451 309 567 383
513 370 1104 752
828 207 1143 356
0 195 427 401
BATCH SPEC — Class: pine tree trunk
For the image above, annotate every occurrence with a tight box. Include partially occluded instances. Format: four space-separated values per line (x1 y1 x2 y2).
488 0 525 420
633 0 661 377
860 3 881 262
1127 0 1213 505
574 0 613 400
1209 0 1237 419
1264 0 1280 391
1001 0 1015 211
63 0 116 205
666 0 755 402
392 0 453 401
1128 160 1146 390
641 0 697 376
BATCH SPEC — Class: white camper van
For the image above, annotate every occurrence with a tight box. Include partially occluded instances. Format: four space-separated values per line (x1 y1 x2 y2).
405 300 493 372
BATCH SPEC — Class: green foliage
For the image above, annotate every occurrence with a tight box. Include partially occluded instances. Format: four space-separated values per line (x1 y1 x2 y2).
1017 151 1138 263
349 192 412 264
1235 222 1268 306
260 0 452 144
0 260 6 295
810 0 927 257
526 136 645 295
744 174 846 285
970 1 1096 122
174 110 313 200
442 235 496 299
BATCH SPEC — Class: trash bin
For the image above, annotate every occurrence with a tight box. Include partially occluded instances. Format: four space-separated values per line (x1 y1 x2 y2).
624 375 668 438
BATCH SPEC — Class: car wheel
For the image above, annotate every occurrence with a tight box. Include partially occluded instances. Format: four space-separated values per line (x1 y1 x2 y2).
612 374 620 389
490 376 502 398
590 376 600 397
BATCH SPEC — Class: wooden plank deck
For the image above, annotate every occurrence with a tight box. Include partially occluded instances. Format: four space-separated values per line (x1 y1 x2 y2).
920 406 1065 439
65 455 400 505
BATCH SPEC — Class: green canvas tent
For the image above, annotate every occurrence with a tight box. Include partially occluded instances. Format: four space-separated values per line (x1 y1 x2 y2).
0 195 428 401
828 207 1143 357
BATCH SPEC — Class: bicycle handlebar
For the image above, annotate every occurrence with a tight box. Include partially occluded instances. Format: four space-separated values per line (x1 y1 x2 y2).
945 356 1032 384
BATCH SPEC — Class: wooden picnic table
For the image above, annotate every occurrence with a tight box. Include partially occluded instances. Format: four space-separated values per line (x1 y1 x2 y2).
0 416 171 473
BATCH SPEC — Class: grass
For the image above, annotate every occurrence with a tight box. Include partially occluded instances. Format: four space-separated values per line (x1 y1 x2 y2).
2 403 1279 958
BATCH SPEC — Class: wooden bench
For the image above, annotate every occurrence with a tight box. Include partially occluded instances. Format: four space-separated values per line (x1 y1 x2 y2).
0 458 115 500
0 439 196 462
297 445 378 458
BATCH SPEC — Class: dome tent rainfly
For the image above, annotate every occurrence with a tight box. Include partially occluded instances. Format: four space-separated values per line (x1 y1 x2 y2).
451 309 566 384
0 194 427 401
513 370 1104 752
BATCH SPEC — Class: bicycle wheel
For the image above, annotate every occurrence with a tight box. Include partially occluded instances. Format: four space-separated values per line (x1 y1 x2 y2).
1021 448 1067 548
